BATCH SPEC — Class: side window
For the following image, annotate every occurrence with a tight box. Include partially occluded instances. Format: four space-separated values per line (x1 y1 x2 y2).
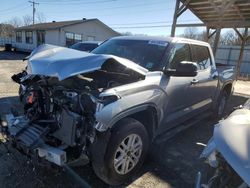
66 32 74 47
25 31 33 44
169 43 191 69
191 45 211 70
16 31 22 43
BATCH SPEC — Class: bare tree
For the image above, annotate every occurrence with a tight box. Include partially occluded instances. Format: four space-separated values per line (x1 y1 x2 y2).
1 17 22 38
182 27 200 40
121 31 147 36
220 31 240 45
23 15 33 26
180 28 249 46
234 29 250 45
0 24 15 38
121 31 133 36
219 29 250 46
36 12 46 23
181 28 209 42
8 17 23 28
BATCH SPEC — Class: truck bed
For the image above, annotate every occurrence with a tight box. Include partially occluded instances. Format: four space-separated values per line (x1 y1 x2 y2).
216 63 235 78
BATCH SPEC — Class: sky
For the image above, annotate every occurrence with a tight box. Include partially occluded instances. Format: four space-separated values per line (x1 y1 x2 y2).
0 0 204 36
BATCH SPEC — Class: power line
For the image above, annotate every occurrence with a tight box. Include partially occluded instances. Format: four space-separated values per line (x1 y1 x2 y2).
112 25 173 29
112 21 202 29
109 20 198 26
110 21 169 26
41 0 165 10
46 7 169 17
40 0 113 1
37 0 116 5
29 1 39 25
0 6 30 15
0 3 26 13
44 2 170 16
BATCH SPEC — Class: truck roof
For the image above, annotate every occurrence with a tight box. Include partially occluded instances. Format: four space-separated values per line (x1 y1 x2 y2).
112 36 210 47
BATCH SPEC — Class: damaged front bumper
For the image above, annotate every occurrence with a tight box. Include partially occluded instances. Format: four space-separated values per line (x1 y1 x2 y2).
0 114 67 166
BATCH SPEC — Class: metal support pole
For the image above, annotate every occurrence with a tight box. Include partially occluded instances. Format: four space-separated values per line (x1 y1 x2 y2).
236 27 248 79
213 28 221 56
171 0 180 37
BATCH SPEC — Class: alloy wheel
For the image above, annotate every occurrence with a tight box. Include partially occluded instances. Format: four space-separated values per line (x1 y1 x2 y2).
113 134 143 175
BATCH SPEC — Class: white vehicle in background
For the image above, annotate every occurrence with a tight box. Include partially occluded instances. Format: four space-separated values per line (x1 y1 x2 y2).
197 99 250 188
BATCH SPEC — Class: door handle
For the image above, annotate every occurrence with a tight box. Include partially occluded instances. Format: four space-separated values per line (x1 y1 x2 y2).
191 79 199 85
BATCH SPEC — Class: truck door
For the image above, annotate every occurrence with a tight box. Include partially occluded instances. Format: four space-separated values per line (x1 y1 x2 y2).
158 43 201 132
189 44 218 113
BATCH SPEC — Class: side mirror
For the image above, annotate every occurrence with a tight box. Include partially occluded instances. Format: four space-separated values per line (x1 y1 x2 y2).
164 61 198 77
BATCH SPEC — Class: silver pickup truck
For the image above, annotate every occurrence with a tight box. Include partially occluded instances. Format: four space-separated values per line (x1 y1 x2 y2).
1 36 235 185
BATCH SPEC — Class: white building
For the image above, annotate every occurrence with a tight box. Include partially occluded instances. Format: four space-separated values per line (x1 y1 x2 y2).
14 18 120 52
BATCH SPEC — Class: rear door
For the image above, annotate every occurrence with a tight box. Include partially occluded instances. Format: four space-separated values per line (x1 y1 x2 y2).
189 44 218 112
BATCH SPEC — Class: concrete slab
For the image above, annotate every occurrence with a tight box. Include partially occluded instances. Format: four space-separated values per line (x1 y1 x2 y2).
234 80 250 96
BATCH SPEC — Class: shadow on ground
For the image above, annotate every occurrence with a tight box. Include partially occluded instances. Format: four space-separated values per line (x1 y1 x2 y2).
0 50 29 61
143 94 249 188
0 94 249 188
0 96 23 115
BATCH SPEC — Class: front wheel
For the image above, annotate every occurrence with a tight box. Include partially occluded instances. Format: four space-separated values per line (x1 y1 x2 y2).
91 118 149 185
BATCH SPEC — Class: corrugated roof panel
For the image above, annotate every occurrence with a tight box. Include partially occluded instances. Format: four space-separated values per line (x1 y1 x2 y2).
181 0 250 28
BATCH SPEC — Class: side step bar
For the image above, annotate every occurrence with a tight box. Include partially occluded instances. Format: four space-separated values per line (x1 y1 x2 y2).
155 112 212 144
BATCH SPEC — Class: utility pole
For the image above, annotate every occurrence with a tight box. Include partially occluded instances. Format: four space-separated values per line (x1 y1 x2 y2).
28 1 39 25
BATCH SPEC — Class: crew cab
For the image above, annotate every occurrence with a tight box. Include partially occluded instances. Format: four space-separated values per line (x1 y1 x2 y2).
1 36 235 185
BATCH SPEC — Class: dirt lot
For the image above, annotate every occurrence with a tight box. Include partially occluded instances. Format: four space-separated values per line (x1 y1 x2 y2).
0 48 249 188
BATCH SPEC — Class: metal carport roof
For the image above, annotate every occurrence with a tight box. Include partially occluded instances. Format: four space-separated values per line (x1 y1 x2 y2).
182 0 250 28
171 0 250 78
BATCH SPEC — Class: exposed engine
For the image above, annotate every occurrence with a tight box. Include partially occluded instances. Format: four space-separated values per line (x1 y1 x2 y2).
0 42 147 171
7 74 94 164
6 61 143 166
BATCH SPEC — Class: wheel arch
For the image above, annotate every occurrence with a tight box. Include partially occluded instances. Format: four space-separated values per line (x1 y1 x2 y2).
110 104 158 141
222 82 233 97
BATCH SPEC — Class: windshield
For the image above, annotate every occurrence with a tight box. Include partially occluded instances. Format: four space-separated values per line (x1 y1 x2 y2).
92 39 168 71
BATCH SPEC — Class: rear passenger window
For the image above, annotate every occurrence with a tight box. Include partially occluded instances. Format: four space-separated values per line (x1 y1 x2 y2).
169 43 191 69
191 45 211 70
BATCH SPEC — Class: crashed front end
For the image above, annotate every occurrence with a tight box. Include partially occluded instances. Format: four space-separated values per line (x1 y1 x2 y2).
196 100 250 188
0 44 147 166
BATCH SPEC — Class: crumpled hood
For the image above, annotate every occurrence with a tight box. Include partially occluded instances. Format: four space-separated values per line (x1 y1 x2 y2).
214 105 250 185
27 44 148 81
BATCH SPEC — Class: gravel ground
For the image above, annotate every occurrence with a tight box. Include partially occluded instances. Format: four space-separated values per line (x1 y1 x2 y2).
0 48 249 188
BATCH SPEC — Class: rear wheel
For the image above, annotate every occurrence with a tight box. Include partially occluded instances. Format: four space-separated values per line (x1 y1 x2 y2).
91 118 149 185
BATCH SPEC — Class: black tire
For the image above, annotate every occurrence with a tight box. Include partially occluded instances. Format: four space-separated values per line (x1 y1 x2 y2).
213 90 228 119
91 118 149 185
